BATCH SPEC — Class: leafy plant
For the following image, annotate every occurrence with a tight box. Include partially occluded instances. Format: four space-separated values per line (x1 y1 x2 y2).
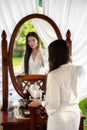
79 97 87 117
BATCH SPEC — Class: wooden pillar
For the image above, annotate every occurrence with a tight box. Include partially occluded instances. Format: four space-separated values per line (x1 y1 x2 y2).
29 107 37 130
1 30 8 111
66 29 72 62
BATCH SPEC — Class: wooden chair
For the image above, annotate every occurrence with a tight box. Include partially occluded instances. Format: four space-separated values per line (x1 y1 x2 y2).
16 74 47 130
16 74 47 99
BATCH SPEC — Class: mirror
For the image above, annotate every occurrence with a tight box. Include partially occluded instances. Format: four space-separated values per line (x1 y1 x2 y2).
8 13 62 98
12 18 60 75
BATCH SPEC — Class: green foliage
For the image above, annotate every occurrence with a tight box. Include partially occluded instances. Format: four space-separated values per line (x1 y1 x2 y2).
12 57 23 66
13 19 45 57
15 20 35 45
13 44 25 57
79 97 87 117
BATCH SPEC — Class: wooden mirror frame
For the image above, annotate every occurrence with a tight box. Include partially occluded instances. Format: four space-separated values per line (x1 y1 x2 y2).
8 13 62 99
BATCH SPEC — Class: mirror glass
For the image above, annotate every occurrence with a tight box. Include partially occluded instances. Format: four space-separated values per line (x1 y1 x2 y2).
12 18 59 75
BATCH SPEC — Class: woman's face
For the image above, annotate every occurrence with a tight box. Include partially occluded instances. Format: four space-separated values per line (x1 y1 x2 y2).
28 36 39 49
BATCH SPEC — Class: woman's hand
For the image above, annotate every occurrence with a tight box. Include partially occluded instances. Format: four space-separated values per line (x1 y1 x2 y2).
28 99 42 107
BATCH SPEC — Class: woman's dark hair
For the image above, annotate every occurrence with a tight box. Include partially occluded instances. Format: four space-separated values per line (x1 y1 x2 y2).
48 39 69 72
24 32 39 74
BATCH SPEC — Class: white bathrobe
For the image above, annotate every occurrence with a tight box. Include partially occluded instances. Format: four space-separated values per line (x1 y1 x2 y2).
21 49 49 74
29 50 48 74
43 63 85 130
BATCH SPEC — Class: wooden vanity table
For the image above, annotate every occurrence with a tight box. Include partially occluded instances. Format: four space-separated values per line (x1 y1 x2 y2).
0 111 30 130
0 105 47 130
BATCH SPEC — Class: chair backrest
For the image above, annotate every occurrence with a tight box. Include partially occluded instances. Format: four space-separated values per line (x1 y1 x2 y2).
16 74 47 99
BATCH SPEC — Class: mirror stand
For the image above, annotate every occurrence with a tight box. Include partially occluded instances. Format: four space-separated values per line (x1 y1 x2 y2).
1 29 72 111
1 30 8 111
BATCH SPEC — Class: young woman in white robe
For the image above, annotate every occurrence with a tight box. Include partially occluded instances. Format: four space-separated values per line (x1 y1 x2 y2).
29 39 85 130
21 32 48 74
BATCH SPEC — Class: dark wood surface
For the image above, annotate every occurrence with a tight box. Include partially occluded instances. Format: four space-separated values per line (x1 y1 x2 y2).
1 31 8 111
79 116 85 130
0 110 30 130
0 107 47 130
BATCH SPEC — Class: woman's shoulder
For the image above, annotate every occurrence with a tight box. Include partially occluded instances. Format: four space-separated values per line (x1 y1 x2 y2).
69 64 85 77
48 63 85 77
71 64 84 71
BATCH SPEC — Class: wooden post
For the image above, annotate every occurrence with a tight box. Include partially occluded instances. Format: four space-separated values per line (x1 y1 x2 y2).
29 107 37 130
1 30 8 111
66 29 72 62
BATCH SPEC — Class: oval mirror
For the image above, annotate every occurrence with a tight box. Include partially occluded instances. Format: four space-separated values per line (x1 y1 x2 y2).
8 13 62 98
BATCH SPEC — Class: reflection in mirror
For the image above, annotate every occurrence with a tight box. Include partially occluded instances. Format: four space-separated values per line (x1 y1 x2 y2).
12 18 58 75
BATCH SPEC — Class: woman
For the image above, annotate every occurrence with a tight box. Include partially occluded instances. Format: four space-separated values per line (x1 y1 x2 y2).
29 39 85 130
23 32 48 74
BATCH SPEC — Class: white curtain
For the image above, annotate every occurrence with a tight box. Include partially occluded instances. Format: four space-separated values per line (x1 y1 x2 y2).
44 0 87 98
0 0 38 43
0 0 87 101
0 0 38 104
44 0 87 66
32 18 57 48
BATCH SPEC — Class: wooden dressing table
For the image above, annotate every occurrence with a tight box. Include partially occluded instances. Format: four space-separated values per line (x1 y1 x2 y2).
0 111 30 130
